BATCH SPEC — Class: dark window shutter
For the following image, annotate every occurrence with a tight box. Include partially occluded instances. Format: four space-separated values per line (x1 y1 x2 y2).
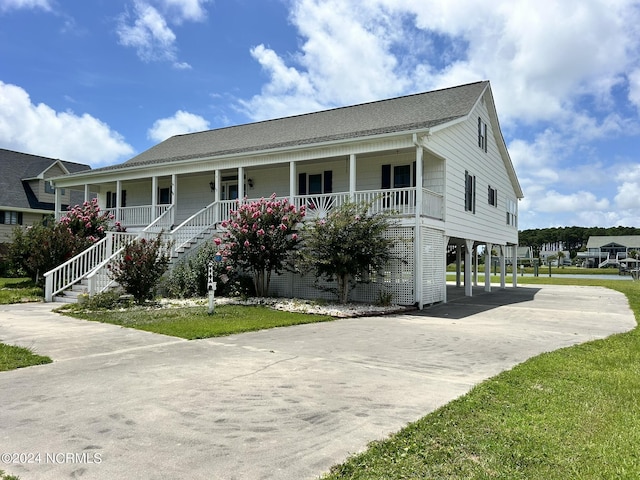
298 173 307 195
121 190 127 208
478 117 482 148
323 170 333 193
382 164 391 189
0 212 4 224
17 212 23 225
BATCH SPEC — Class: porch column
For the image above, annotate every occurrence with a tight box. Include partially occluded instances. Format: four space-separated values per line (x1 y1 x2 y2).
443 236 450 303
512 245 518 287
415 145 423 217
484 243 492 292
414 224 423 309
455 245 462 287
214 170 221 203
54 187 62 220
289 161 296 200
349 154 356 201
151 176 158 219
237 167 244 201
171 174 177 226
465 239 473 297
116 180 122 223
84 184 90 202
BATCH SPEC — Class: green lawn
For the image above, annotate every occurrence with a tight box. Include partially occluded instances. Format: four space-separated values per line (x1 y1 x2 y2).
0 343 52 372
0 277 42 304
323 278 640 479
61 304 334 339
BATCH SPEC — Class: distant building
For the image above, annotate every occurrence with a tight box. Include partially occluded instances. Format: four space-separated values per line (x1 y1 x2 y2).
0 148 91 243
577 235 640 268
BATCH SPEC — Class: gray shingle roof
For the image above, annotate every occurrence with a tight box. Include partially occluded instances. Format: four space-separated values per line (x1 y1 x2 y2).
98 81 489 171
0 148 91 210
587 235 640 249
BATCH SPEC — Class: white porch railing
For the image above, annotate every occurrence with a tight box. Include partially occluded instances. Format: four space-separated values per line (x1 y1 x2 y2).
170 200 220 252
105 204 171 227
422 188 444 220
353 187 416 216
294 193 350 219
44 232 138 302
143 205 174 234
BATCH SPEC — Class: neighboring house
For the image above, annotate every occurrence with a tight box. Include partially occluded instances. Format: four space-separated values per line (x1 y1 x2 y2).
48 81 524 305
0 148 91 243
577 235 640 268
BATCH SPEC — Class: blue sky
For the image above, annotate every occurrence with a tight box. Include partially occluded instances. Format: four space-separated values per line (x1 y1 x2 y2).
1 0 639 230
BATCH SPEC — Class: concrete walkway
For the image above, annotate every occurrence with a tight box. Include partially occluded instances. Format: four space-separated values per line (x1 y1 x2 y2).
0 285 635 480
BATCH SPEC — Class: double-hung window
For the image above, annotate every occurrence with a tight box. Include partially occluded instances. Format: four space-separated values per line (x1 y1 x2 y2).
488 186 498 207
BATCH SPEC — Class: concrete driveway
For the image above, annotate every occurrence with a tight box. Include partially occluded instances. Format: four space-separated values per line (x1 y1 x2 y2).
0 285 635 480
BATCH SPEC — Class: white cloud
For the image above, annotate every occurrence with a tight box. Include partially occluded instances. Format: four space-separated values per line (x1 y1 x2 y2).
159 0 209 23
147 110 210 142
629 68 640 110
117 1 179 64
116 0 209 67
239 0 640 124
0 81 134 167
0 0 52 12
536 190 610 213
614 164 640 209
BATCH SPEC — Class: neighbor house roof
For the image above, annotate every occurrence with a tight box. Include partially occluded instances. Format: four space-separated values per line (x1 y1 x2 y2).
586 235 640 249
0 148 91 210
84 81 491 173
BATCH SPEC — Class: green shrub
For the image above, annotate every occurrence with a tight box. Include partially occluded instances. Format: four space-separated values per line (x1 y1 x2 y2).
165 242 253 298
107 234 170 304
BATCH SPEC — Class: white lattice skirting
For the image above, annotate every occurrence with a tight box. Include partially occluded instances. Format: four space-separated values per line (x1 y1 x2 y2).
268 226 446 307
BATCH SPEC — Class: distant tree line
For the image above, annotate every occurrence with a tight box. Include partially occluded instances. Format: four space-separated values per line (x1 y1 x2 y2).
519 226 640 259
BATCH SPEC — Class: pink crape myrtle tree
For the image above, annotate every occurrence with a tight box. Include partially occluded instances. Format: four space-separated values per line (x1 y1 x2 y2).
215 194 305 297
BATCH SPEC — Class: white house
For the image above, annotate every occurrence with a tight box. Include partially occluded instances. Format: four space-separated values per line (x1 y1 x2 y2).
47 81 523 306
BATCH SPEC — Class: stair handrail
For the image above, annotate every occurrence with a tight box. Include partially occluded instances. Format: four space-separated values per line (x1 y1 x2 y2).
144 205 174 234
170 200 219 253
43 232 137 302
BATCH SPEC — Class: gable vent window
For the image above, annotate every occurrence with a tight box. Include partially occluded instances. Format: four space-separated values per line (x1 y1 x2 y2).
478 117 488 153
465 170 476 213
488 186 498 207
507 198 517 227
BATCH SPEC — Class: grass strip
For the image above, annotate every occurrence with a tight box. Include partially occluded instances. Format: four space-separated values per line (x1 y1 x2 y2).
0 278 42 304
63 304 334 339
0 343 52 372
323 279 640 479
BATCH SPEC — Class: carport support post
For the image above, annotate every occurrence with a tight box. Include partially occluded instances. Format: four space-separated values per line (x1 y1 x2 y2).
443 236 449 303
499 245 506 289
512 245 518 287
464 239 473 297
455 246 462 287
484 243 492 292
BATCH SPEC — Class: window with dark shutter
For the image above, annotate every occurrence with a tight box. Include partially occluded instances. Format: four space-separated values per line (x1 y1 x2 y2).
465 171 476 213
381 164 391 189
298 173 307 195
323 170 333 193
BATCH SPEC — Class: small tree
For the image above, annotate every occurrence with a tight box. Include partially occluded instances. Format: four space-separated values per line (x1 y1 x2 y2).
107 234 170 304
9 199 120 284
299 201 395 304
216 194 305 297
